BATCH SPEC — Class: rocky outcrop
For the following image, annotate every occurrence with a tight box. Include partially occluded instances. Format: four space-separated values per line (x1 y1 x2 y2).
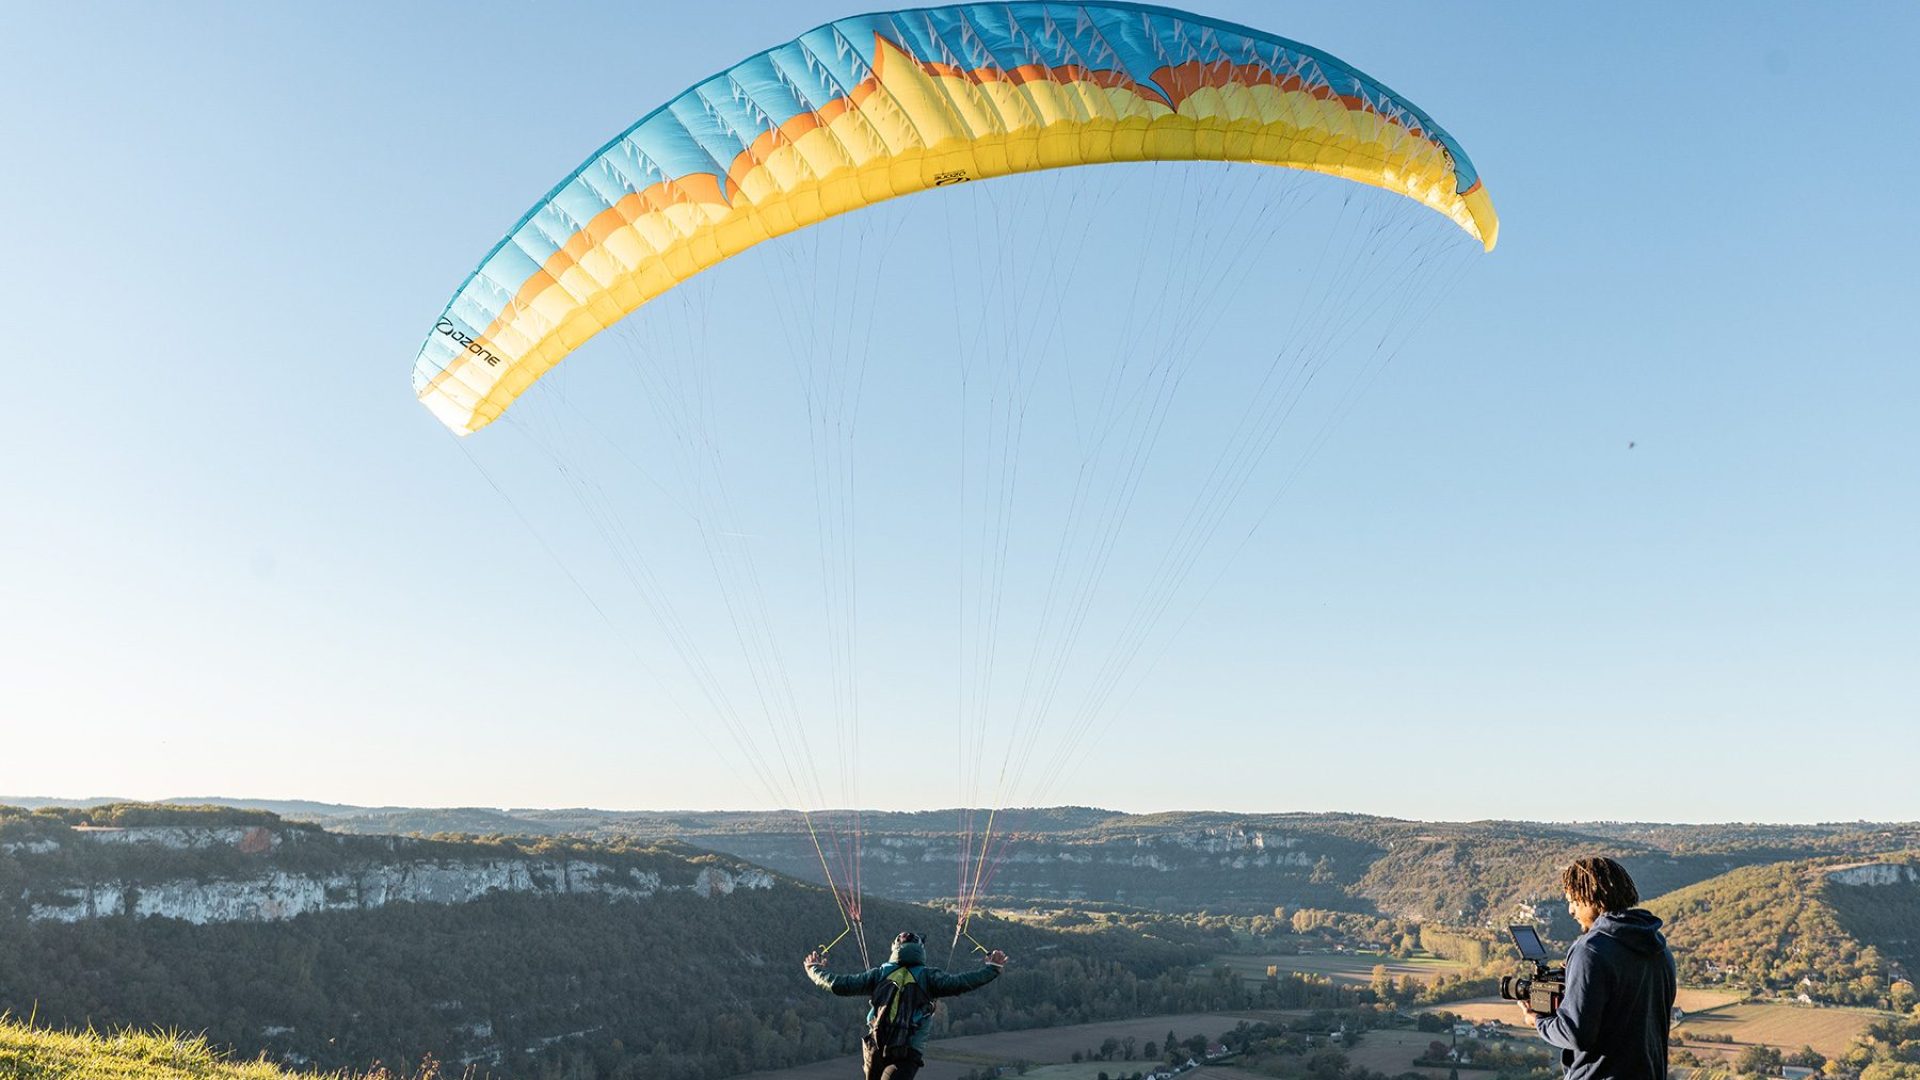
23 857 774 925
1826 862 1920 887
69 825 281 852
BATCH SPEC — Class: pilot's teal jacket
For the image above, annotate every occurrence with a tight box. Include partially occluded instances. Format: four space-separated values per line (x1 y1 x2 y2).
804 938 1002 1052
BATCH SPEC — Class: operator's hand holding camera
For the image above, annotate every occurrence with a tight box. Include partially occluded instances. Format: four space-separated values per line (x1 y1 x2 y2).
1508 857 1678 1080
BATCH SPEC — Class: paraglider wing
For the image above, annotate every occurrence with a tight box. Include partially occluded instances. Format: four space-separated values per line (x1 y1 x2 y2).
413 2 1498 435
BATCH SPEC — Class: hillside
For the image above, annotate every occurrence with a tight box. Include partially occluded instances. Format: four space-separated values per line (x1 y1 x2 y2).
14 799 1920 941
0 805 1243 1080
1649 854 1920 1007
109 802 1920 931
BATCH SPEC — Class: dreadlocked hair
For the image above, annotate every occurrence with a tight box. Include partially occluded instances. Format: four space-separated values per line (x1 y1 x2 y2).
1560 856 1640 913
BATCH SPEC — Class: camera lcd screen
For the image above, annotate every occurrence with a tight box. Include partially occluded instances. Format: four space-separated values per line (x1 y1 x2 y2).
1509 925 1550 960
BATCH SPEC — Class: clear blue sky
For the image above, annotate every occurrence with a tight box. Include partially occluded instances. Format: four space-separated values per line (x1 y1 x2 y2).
2 3 1914 822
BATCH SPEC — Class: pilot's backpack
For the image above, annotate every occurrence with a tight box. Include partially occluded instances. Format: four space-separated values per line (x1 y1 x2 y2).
867 965 933 1055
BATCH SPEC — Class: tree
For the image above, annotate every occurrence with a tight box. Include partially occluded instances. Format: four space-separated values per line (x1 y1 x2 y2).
1123 1035 1137 1060
1306 1049 1349 1080
1786 1046 1827 1069
1371 964 1395 1001
1736 1044 1783 1075
1891 981 1917 1015
1101 1036 1121 1060
1144 1041 1158 1061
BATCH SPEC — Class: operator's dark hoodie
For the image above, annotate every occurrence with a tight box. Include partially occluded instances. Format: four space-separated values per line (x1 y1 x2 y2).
1535 909 1678 1080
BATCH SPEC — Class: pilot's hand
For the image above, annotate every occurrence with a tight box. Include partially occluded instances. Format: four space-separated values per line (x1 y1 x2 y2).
806 951 824 968
986 949 1009 967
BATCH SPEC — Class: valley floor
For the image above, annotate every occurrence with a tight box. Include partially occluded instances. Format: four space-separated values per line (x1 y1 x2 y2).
1209 950 1466 987
734 1010 1291 1080
1433 993 1881 1059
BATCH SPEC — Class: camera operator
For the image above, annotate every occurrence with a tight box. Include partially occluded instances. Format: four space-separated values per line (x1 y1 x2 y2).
1521 857 1677 1080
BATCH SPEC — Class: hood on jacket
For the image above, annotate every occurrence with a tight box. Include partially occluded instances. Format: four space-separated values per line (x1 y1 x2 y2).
1589 908 1668 955
890 938 927 966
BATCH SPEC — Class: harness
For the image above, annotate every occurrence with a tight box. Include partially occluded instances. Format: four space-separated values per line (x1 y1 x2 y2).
867 963 933 1054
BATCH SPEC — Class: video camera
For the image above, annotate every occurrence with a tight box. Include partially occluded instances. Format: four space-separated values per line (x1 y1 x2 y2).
1497 925 1565 1016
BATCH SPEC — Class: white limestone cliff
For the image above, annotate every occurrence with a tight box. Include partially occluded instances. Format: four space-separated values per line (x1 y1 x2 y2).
23 854 773 925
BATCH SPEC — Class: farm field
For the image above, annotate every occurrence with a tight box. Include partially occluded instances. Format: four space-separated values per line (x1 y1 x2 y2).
1675 1002 1884 1058
1023 1064 1345 1080
1431 996 1882 1060
1676 988 1750 1012
1022 1066 1287 1080
738 1011 1289 1080
1433 986 1743 1027
1212 950 1466 986
1338 1026 1475 1079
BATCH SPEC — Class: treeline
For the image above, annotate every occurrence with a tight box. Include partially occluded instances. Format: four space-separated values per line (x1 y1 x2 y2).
2 803 290 831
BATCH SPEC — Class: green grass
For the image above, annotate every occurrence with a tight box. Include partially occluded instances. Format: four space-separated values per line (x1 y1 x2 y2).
0 1016 419 1080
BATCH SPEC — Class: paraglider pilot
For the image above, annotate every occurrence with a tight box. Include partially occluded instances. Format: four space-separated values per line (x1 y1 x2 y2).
805 931 1008 1080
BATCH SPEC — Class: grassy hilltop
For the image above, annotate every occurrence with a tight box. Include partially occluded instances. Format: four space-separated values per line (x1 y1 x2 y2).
0 1017 323 1079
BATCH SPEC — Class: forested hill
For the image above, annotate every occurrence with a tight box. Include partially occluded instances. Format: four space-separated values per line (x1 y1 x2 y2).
1649 853 1920 1008
0 804 1241 1080
16 798 1912 932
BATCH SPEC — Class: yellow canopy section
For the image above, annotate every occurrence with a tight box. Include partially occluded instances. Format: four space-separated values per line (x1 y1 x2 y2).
415 5 1496 435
